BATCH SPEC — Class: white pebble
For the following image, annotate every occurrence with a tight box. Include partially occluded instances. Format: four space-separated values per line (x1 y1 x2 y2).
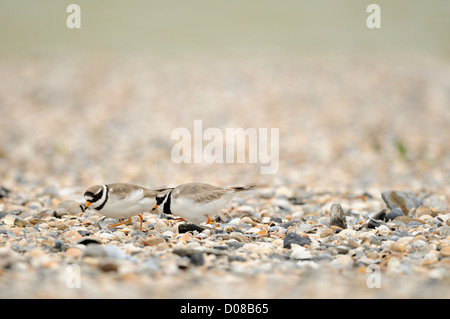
376 225 391 236
228 218 241 226
290 245 312 260
99 233 116 240
162 230 174 237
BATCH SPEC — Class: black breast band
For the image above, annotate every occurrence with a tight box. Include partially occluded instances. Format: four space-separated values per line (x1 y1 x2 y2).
95 185 109 211
163 189 173 215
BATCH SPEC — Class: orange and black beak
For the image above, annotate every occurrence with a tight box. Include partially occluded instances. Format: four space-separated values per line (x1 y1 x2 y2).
152 204 158 211
85 201 92 208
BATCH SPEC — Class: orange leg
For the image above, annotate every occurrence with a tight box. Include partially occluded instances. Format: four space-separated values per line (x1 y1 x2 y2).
138 214 143 231
108 217 132 228
206 216 213 224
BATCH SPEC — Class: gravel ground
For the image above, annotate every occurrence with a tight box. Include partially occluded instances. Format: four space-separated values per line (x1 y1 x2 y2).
0 54 449 298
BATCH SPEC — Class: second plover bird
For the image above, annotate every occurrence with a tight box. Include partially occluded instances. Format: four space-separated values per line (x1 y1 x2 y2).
152 183 256 225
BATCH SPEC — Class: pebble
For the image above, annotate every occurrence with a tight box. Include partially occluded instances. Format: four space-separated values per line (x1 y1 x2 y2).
1 214 18 227
63 230 83 243
395 216 425 225
415 205 434 218
421 253 439 266
290 245 312 260
330 255 354 270
329 203 347 229
99 262 118 272
407 221 425 228
440 246 450 257
367 219 381 229
320 228 334 238
53 200 85 218
283 232 312 248
376 225 391 236
82 244 107 258
337 229 357 239
391 241 406 253
336 245 350 254
385 208 405 221
143 237 166 246
381 190 423 215
178 223 205 233
371 209 387 221
98 233 116 240
65 247 83 259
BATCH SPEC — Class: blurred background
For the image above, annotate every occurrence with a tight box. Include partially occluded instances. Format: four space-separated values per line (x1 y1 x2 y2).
0 0 449 196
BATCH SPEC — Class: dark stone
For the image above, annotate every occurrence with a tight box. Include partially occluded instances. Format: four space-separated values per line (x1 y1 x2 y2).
367 219 381 229
228 255 247 262
77 237 102 245
283 232 312 249
99 262 118 272
172 248 198 257
78 230 93 237
288 197 305 205
313 253 334 262
212 228 226 235
52 239 65 251
172 248 205 266
190 252 204 266
226 241 245 250
270 217 283 223
385 208 405 221
372 208 387 221
213 245 228 250
179 223 205 233
0 186 10 199
280 220 299 228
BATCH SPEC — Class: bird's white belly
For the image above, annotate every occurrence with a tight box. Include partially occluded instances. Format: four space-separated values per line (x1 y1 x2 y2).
100 199 154 219
171 197 231 224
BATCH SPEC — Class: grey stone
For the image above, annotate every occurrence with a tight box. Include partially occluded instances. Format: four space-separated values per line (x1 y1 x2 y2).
0 186 10 199
226 241 245 250
385 208 405 221
407 221 425 228
190 252 204 266
336 245 350 254
381 190 423 215
329 203 347 229
82 244 108 258
283 232 311 248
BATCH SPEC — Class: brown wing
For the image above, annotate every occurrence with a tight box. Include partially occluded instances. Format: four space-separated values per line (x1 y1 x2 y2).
172 183 227 203
173 183 256 203
106 183 171 200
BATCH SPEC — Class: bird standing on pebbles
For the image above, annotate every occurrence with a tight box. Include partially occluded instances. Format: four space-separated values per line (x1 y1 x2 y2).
84 183 168 231
152 183 256 225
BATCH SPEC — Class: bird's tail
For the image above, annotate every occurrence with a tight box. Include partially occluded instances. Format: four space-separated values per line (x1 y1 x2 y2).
230 184 258 192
